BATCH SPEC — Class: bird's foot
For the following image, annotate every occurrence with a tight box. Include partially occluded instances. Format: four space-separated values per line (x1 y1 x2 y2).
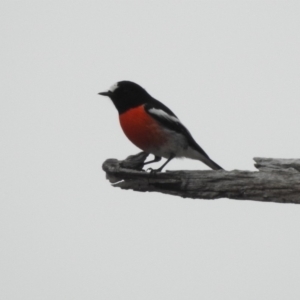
146 167 163 173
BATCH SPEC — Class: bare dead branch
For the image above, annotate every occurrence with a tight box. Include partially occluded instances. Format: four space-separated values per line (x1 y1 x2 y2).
102 152 300 204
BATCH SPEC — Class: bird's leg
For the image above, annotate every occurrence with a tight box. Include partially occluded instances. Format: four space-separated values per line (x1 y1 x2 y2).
148 155 175 173
143 155 161 166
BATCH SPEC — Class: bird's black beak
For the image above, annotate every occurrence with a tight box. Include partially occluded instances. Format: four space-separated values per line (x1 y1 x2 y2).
98 91 111 97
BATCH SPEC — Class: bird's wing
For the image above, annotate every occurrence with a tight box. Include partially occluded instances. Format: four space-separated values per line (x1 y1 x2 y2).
144 101 210 159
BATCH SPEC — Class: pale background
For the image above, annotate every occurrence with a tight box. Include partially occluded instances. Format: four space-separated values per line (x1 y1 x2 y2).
1 1 300 299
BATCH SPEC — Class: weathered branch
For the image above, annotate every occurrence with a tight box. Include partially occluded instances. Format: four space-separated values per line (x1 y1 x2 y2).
102 152 300 204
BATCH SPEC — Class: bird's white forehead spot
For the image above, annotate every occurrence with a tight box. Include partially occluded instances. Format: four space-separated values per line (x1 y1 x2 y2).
109 83 119 92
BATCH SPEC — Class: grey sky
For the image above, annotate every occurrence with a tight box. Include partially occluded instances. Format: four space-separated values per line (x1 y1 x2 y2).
1 1 300 299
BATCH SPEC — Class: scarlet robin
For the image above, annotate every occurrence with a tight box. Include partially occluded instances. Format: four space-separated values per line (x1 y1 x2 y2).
99 81 223 172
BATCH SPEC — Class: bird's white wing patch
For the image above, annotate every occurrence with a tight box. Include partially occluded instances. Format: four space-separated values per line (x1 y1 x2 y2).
148 108 180 123
109 83 119 92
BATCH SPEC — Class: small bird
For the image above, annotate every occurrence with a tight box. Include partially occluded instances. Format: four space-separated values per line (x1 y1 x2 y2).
99 81 223 172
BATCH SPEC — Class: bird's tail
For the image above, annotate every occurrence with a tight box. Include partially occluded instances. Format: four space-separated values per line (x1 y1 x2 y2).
201 157 223 170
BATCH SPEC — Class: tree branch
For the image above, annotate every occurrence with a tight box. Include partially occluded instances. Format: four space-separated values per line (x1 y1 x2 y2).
102 152 300 204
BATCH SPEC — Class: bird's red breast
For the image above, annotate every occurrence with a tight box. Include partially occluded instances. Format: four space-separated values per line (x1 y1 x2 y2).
119 105 167 152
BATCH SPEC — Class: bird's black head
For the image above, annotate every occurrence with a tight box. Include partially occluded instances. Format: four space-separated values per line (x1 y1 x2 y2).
99 81 152 114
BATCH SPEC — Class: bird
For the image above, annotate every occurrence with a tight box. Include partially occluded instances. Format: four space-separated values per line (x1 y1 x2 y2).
99 81 223 172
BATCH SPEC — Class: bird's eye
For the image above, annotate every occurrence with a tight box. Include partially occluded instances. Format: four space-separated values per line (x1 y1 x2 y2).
123 88 130 95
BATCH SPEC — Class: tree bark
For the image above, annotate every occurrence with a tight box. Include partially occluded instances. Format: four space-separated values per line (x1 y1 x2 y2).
102 152 300 204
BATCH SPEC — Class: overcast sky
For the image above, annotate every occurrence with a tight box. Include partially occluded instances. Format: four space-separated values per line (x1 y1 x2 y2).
1 1 300 299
